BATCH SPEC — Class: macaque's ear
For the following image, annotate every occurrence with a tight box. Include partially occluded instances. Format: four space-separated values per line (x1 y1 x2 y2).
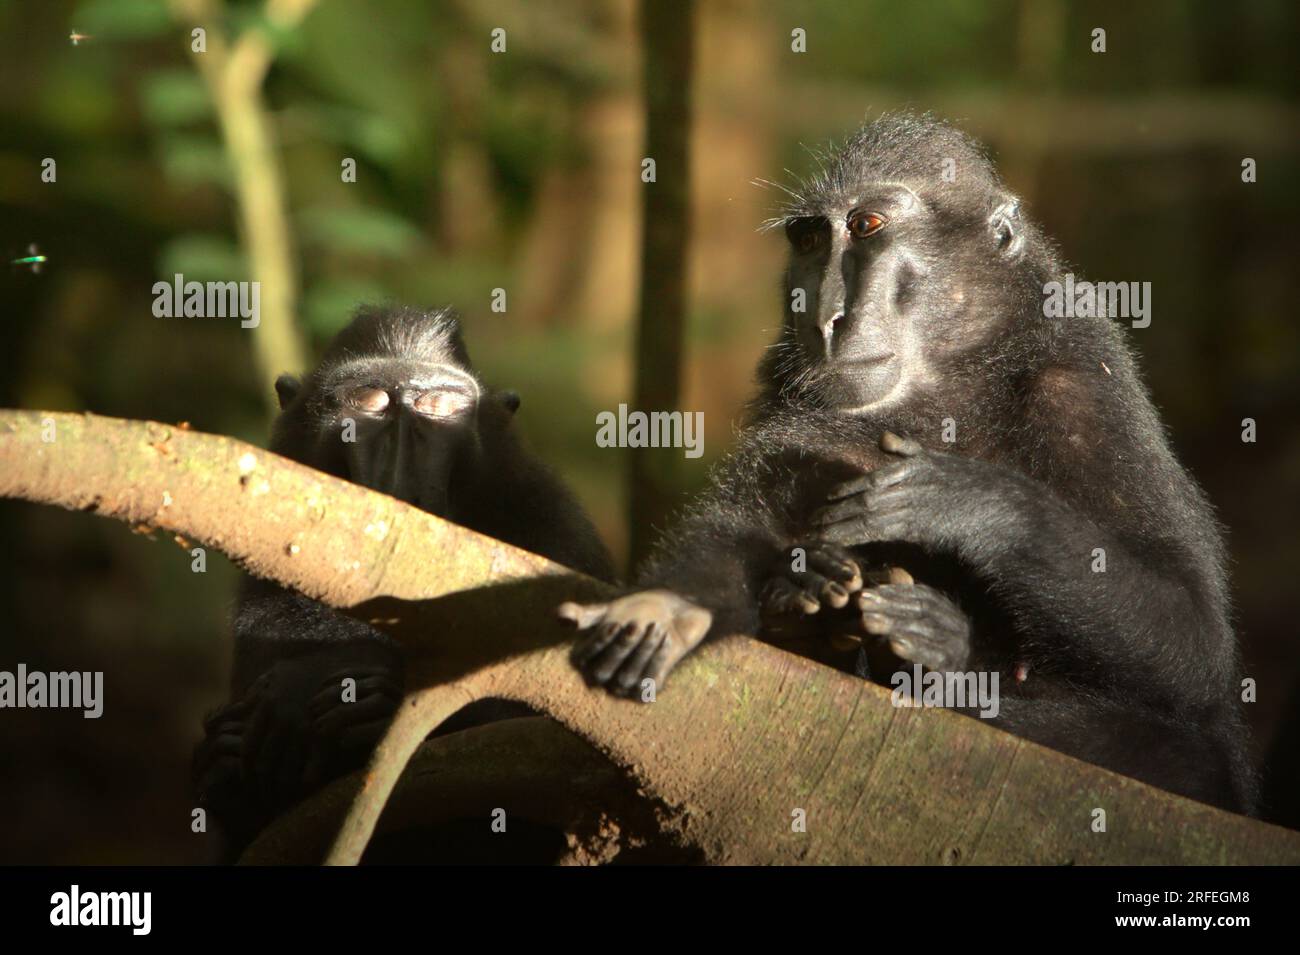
274 374 302 410
500 390 521 415
989 196 1024 259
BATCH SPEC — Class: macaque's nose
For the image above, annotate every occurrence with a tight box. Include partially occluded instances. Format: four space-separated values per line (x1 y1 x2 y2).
819 309 844 357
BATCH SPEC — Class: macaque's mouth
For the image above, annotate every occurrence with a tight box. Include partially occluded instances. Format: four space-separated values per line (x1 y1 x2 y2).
842 352 896 366
803 351 896 373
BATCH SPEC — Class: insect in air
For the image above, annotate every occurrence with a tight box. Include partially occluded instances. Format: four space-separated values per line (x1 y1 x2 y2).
10 244 48 274
69 31 93 46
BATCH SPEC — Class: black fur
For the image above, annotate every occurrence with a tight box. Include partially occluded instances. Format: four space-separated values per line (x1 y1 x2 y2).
569 113 1255 814
196 305 615 849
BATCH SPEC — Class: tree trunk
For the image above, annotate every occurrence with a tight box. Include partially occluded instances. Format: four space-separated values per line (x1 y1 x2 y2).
627 0 696 567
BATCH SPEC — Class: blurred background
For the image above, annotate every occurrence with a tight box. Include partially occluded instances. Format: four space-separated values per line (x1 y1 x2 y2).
1 0 1297 862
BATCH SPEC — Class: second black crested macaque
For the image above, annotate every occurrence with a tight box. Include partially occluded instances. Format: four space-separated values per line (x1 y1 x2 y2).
559 113 1256 814
195 305 615 846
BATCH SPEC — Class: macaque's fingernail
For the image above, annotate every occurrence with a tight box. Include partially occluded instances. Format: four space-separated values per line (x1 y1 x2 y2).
863 613 889 634
829 633 862 651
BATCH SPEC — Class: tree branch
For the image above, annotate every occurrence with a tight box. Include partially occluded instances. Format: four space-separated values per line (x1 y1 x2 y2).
2 408 1297 865
170 0 314 394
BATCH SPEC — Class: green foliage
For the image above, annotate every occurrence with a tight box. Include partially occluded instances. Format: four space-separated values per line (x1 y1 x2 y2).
299 204 422 258
293 106 406 166
140 70 211 127
157 234 246 283
302 278 393 341
72 0 173 39
155 133 231 187
228 7 309 60
781 0 1015 86
38 68 118 136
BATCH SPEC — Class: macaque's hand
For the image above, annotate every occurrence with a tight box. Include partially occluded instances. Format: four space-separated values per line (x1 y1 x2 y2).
856 581 972 671
760 542 862 618
559 590 713 698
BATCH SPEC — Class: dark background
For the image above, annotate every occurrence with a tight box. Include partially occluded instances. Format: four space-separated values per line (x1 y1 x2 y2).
0 0 1297 862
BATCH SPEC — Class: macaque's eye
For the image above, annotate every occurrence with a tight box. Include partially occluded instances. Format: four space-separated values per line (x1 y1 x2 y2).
414 390 475 418
847 211 887 239
785 216 828 254
342 386 390 413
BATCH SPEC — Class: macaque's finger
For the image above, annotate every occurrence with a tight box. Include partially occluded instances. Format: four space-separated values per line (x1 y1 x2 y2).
202 698 253 732
613 624 667 696
644 642 685 693
858 589 926 618
590 623 649 685
557 601 610 630
815 576 851 608
677 605 713 645
880 431 924 457
761 577 820 616
862 611 897 636
862 565 914 587
818 517 885 546
253 720 296 806
558 601 610 629
888 636 915 659
826 475 873 501
827 630 864 651
308 675 399 719
195 753 242 798
784 571 850 609
312 692 398 737
571 617 630 667
812 498 868 527
807 548 863 591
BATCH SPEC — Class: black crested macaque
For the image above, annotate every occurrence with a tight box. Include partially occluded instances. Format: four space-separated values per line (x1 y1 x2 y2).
559 113 1256 813
196 305 615 846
